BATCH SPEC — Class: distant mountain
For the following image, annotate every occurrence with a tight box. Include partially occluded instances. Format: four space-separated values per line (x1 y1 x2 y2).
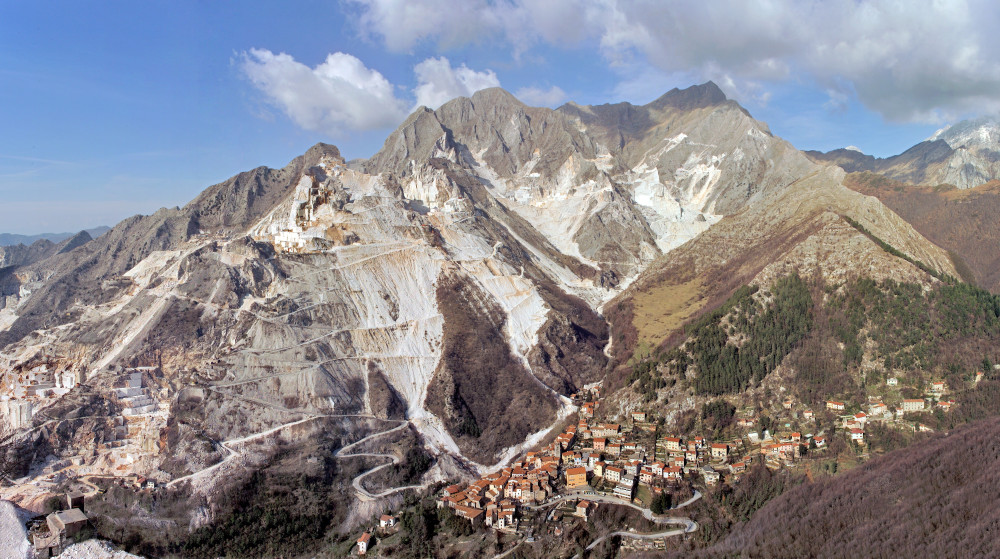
0 226 110 247
807 116 1000 189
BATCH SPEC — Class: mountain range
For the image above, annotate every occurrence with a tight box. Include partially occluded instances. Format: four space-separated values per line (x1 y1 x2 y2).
2 82 999 557
0 227 110 248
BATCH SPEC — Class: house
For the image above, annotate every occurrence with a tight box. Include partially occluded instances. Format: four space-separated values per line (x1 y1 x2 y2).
701 466 720 485
803 409 814 420
379 515 396 529
566 466 588 488
639 466 656 485
887 377 899 386
930 381 946 394
919 423 934 432
783 399 793 409
938 400 955 412
357 532 371 555
902 399 926 412
47 508 88 539
497 510 517 531
607 443 622 457
850 428 864 443
975 371 985 383
576 500 593 521
592 424 620 438
853 412 867 425
790 432 801 443
454 505 485 525
685 449 698 464
614 475 636 500
593 437 607 451
663 466 682 481
604 466 623 483
593 461 605 477
663 437 682 452
729 461 747 474
826 400 845 411
814 435 826 447
710 443 728 460
869 402 888 417
581 402 596 418
65 491 85 512
632 411 647 422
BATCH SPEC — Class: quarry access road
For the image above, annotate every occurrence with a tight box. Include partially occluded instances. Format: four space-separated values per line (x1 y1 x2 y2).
516 490 701 559
575 518 699 558
166 415 320 488
525 489 702 519
334 419 430 500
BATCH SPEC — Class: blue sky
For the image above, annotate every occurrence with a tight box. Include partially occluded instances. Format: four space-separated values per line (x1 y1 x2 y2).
2 1 999 234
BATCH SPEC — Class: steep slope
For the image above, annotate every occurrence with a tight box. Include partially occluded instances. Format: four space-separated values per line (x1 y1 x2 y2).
0 135 608 499
0 232 94 323
362 82 814 297
688 415 1000 558
844 173 1000 292
606 165 958 366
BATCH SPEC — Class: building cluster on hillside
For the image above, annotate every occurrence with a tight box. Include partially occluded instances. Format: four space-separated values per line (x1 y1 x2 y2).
0 357 81 429
434 392 753 540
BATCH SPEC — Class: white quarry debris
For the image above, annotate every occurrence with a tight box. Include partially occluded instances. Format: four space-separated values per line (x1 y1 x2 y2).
0 500 31 559
242 161 564 465
56 539 144 559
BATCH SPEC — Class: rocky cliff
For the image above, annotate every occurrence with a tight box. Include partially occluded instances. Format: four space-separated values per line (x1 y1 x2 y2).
0 84 962 537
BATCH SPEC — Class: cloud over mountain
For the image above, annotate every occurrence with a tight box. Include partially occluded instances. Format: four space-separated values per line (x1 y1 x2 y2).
241 50 501 134
413 57 500 109
350 0 1000 123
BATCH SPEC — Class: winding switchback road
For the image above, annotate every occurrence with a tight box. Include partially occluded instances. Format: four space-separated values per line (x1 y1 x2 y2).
334 419 430 500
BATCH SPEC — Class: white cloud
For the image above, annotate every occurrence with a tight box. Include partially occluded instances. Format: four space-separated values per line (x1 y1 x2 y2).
413 57 500 109
240 49 409 135
350 0 1000 123
514 85 567 107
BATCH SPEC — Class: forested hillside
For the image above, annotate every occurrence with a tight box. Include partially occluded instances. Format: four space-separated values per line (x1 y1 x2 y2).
626 271 1000 414
681 416 1000 558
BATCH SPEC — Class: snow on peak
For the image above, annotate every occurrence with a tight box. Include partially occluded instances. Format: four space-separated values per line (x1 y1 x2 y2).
927 116 1000 149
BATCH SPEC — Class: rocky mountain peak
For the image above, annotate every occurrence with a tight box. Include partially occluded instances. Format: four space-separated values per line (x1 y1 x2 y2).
929 115 1000 150
645 80 729 112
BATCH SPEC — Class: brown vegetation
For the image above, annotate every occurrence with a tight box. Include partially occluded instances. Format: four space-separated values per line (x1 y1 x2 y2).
685 417 1000 558
426 272 560 463
846 172 1000 292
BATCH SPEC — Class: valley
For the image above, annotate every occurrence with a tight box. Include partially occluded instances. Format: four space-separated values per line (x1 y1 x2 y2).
1 83 1000 558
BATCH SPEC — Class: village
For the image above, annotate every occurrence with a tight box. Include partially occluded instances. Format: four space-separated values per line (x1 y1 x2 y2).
350 368 980 556
0 355 983 557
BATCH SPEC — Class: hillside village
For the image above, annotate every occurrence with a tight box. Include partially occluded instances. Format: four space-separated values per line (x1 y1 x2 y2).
350 362 990 556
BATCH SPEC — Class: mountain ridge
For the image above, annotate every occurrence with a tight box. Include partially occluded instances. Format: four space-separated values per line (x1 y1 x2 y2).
0 82 972 551
807 115 1000 189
